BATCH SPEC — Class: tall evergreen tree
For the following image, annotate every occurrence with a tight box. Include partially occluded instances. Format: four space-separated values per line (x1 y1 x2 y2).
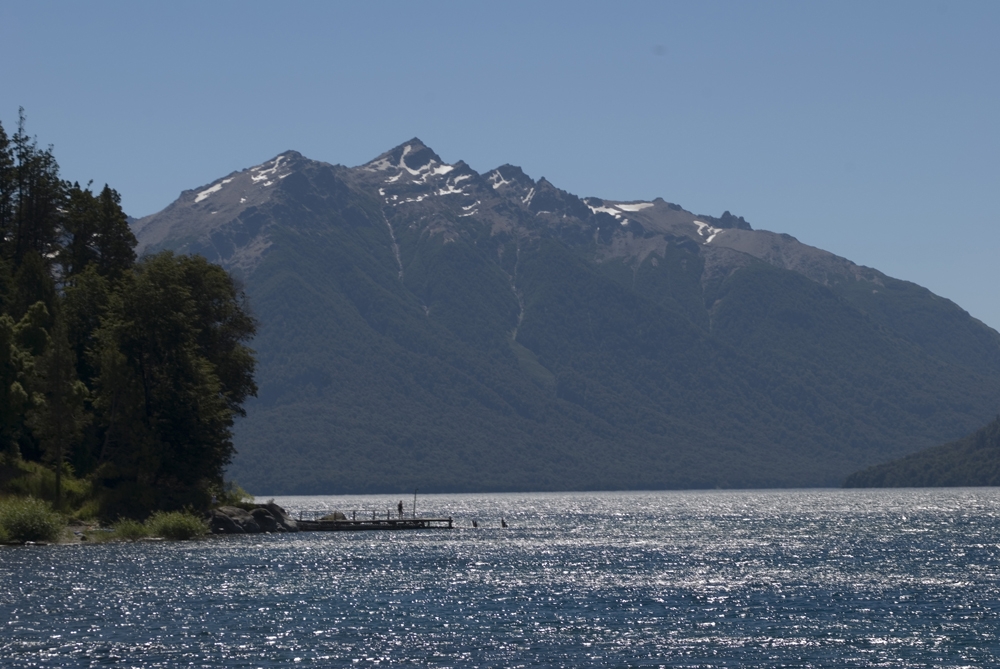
61 182 101 278
0 121 15 249
94 185 136 278
11 252 56 324
0 313 31 459
62 266 110 386
60 182 136 280
9 109 64 268
26 317 89 508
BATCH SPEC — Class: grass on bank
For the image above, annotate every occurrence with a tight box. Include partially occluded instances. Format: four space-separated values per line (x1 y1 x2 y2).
0 498 209 544
1 452 234 544
106 511 208 541
146 511 208 540
0 496 64 543
108 517 149 541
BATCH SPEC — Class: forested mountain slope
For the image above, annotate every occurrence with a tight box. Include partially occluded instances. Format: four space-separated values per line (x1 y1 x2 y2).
844 416 1000 487
133 140 1000 494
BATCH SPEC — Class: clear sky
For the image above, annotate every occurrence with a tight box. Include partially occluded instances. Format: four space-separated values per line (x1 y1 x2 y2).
3 1 998 330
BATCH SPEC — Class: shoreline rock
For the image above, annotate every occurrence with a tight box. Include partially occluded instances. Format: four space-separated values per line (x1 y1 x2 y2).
208 503 299 534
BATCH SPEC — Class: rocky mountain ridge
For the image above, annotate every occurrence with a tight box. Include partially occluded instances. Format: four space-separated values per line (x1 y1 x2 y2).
137 139 883 294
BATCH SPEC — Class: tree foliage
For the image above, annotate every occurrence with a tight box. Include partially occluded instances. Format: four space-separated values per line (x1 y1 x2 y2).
26 317 89 507
93 252 256 513
0 111 256 517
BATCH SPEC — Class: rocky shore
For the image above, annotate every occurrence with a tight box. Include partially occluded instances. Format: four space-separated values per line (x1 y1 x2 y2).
207 502 299 534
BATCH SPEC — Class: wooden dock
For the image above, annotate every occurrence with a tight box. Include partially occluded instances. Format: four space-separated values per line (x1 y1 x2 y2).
297 517 453 532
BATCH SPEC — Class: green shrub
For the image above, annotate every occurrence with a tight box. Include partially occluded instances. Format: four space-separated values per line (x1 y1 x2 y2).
145 510 208 540
111 518 149 541
0 496 64 543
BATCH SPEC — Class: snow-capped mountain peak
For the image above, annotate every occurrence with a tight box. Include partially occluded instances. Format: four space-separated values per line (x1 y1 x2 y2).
363 139 456 185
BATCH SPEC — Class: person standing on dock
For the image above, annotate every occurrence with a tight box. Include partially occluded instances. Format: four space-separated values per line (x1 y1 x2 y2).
397 500 404 518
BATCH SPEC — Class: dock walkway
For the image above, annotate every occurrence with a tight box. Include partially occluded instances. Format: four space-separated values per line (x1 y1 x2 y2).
297 517 453 532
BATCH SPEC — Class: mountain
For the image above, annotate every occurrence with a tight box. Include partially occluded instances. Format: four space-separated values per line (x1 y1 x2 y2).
844 416 1000 487
132 139 1000 494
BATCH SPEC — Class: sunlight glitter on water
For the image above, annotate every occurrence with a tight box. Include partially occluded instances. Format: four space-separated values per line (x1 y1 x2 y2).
3 489 1000 667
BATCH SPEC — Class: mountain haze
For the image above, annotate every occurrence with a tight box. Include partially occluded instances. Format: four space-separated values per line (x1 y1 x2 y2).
133 140 1000 494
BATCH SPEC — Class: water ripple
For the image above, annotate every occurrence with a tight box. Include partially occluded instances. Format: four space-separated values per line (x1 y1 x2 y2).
3 489 1000 666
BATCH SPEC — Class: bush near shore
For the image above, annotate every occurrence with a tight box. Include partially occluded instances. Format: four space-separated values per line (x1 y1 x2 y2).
0 496 63 543
0 498 211 544
2 449 249 543
105 511 208 541
146 511 209 539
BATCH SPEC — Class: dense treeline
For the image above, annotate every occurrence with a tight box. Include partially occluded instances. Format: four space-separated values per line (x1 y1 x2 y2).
0 110 256 517
843 416 1000 487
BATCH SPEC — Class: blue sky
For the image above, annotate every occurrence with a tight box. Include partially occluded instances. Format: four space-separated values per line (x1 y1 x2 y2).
3 1 999 330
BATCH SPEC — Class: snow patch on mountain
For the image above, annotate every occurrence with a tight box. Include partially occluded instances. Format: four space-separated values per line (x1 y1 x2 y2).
250 155 290 184
588 204 620 217
616 202 654 212
366 156 394 171
416 163 454 184
585 201 653 227
195 178 234 203
694 220 723 244
585 203 629 224
367 144 455 185
435 173 470 196
488 171 510 189
398 194 430 205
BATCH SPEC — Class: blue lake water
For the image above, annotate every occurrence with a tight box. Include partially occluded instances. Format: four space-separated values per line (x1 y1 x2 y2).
3 489 1000 667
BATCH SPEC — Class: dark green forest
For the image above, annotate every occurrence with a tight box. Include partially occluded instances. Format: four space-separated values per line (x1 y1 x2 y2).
0 111 256 518
844 416 1000 487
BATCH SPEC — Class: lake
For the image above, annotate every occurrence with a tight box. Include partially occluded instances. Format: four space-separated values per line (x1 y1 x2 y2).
3 489 1000 667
